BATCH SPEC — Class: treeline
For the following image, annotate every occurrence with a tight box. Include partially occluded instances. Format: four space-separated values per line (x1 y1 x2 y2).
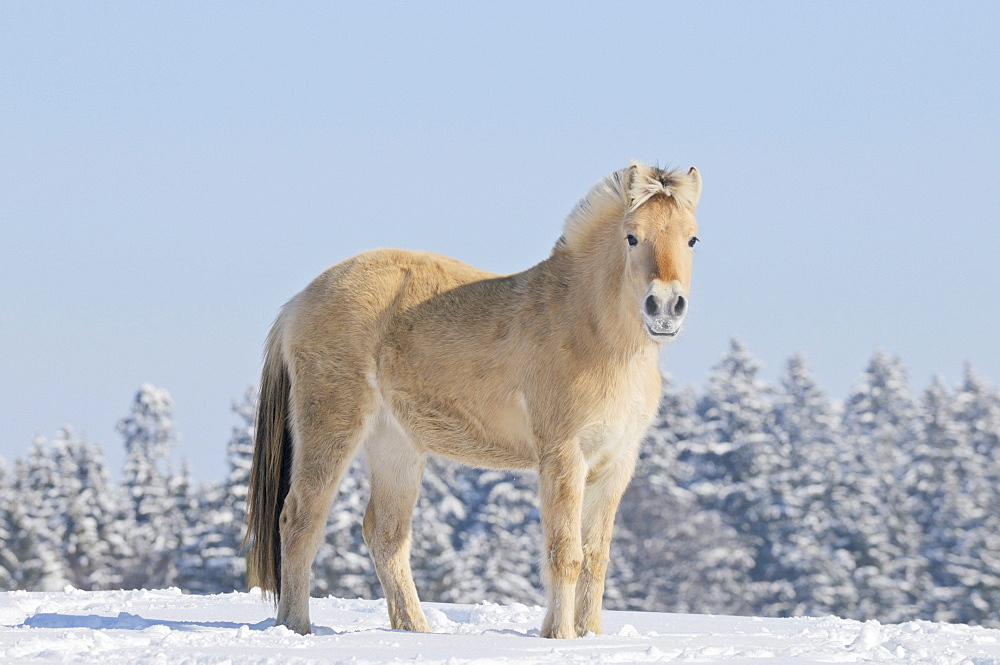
0 385 252 594
1 340 998 627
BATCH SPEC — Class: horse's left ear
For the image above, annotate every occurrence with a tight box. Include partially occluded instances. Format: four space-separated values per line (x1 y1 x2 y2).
685 167 702 208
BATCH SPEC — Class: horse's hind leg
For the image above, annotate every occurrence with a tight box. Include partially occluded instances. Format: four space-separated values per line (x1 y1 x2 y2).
362 417 431 632
276 377 374 635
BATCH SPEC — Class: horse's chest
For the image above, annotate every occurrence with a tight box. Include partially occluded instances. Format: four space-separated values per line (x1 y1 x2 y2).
575 377 658 464
577 413 648 465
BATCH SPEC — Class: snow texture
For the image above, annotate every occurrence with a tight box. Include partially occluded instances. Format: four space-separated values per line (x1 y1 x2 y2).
2 588 999 665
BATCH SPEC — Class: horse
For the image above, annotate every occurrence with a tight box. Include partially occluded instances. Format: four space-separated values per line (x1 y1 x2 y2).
245 161 702 638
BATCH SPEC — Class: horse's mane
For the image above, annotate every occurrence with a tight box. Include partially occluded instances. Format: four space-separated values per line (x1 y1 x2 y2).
556 161 698 253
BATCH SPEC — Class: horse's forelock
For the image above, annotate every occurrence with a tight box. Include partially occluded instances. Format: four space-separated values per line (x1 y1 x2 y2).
626 162 699 213
560 162 697 253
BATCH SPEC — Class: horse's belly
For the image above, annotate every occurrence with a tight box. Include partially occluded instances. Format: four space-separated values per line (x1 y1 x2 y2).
387 389 539 471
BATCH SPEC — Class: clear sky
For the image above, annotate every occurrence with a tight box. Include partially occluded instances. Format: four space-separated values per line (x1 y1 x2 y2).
3 2 998 481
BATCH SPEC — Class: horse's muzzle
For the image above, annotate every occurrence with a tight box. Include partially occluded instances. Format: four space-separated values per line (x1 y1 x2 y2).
642 281 687 341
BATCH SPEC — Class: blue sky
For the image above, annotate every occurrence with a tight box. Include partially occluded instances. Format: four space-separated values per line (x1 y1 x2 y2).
3 2 998 480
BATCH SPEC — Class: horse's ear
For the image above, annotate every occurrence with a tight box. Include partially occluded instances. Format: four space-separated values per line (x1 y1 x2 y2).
624 160 654 211
624 161 641 194
685 167 702 208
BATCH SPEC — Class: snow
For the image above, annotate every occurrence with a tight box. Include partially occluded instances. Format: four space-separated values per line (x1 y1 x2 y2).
2 589 999 664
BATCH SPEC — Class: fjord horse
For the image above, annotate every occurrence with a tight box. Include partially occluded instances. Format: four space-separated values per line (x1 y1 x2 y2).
246 162 702 638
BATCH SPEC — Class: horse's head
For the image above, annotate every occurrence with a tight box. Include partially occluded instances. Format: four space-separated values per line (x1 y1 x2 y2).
621 163 701 343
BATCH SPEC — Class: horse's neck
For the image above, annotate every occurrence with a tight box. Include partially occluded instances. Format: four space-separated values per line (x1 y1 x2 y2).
523 249 648 362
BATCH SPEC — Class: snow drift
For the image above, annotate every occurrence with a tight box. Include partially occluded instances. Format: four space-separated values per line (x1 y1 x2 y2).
2 588 999 664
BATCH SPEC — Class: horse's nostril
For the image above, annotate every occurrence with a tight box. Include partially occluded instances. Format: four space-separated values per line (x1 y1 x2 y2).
673 295 687 317
644 295 659 316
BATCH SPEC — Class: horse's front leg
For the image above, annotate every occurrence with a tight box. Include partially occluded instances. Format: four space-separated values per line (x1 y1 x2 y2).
574 456 635 636
538 446 587 639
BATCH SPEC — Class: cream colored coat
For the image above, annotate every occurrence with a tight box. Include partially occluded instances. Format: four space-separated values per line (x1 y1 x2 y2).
246 162 702 638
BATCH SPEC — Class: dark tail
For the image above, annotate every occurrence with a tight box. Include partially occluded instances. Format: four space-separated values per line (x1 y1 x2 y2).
244 322 292 603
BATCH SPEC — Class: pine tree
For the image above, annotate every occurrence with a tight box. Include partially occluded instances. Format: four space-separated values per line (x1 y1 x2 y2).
836 351 928 621
681 339 774 611
409 457 474 603
176 388 260 594
611 374 756 615
0 463 20 590
52 429 125 590
0 494 63 591
164 459 203 590
687 339 774 506
9 437 71 591
116 383 179 589
456 468 542 605
226 387 257 544
943 366 1000 626
901 377 976 621
216 386 258 591
766 355 852 617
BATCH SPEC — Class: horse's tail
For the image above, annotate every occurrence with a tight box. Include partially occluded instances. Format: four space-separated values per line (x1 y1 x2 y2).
244 317 292 604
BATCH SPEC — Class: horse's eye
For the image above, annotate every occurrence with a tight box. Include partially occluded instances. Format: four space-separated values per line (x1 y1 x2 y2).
688 236 699 248
626 234 638 247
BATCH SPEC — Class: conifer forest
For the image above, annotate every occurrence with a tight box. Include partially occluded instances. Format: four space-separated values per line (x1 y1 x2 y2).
3 340 999 627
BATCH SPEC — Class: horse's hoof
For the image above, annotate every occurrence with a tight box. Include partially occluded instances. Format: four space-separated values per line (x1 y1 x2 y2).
277 617 312 635
286 623 311 635
392 616 432 633
540 625 576 639
403 621 432 633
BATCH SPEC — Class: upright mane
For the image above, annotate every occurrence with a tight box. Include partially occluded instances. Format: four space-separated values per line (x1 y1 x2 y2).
557 161 699 253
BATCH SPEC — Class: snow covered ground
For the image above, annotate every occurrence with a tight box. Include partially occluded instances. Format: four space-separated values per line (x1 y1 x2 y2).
2 589 999 664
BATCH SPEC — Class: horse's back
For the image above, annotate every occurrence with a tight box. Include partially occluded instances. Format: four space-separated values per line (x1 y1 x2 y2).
283 248 498 351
